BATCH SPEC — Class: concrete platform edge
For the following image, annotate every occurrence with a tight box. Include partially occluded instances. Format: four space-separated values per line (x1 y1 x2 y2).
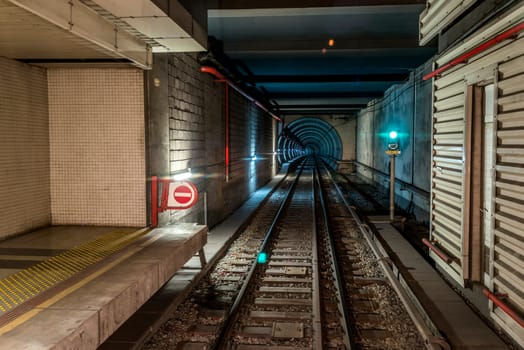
368 216 509 350
100 166 291 349
0 225 207 350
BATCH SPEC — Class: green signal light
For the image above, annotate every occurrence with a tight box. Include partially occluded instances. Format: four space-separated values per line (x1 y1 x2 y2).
257 252 268 264
389 131 398 139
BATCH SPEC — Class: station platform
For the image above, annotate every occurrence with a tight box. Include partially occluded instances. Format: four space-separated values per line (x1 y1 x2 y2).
0 167 507 349
368 216 508 350
0 224 207 349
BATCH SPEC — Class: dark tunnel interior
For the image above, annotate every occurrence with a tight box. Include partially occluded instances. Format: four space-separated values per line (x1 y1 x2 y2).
277 117 343 169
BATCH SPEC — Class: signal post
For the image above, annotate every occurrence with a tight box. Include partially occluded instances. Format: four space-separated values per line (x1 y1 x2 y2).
386 131 401 221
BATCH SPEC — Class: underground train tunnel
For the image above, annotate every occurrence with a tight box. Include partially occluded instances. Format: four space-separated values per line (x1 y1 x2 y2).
277 117 344 170
0 1 524 349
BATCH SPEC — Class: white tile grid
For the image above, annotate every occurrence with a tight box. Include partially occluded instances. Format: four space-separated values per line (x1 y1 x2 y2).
48 68 146 227
0 58 51 239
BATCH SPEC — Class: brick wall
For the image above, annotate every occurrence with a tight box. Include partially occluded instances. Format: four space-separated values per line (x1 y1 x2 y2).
228 93 275 207
48 68 146 226
168 55 206 174
0 58 50 239
164 54 208 224
160 53 276 227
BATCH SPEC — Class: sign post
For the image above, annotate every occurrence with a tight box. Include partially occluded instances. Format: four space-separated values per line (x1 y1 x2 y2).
386 130 401 222
385 151 400 221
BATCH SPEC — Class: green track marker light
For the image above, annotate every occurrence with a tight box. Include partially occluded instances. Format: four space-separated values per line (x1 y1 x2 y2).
387 130 399 151
257 251 268 264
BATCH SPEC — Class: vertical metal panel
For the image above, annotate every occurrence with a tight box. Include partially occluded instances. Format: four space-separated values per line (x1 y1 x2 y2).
490 50 524 342
419 0 478 45
483 83 496 287
430 61 465 284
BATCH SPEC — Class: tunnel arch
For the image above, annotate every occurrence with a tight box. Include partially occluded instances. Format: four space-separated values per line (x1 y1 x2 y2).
277 117 343 169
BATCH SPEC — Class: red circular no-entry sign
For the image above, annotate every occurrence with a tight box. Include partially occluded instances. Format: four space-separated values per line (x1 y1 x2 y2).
174 186 192 204
167 181 198 209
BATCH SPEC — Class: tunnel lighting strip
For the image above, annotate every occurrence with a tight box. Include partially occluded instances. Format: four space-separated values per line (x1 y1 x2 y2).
200 66 282 122
423 21 524 80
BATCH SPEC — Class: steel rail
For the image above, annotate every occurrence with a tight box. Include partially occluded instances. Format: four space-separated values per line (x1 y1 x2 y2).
321 161 450 350
213 159 306 349
310 166 323 350
314 164 354 349
136 167 295 349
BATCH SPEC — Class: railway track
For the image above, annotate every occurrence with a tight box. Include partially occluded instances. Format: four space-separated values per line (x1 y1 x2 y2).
214 161 323 349
142 158 439 350
317 162 429 349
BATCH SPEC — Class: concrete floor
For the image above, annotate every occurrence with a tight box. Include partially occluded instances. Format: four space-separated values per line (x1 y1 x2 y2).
0 226 139 279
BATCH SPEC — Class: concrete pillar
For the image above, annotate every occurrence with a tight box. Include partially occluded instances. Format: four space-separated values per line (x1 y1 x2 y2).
148 54 171 226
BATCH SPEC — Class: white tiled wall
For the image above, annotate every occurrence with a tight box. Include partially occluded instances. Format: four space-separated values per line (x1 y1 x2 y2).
48 68 146 226
0 58 51 239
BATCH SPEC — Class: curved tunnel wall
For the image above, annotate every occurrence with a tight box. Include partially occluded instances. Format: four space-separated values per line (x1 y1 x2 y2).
278 117 343 169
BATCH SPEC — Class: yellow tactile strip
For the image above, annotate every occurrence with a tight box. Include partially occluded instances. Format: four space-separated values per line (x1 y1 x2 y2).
0 229 148 316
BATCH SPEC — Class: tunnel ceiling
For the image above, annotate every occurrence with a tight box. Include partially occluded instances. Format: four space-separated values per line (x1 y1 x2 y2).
207 0 436 116
0 0 436 117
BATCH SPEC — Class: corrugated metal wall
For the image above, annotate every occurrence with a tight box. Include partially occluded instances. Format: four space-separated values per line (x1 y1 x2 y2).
431 20 524 280
0 58 50 239
492 49 524 343
431 56 466 282
429 3 524 342
419 0 478 45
